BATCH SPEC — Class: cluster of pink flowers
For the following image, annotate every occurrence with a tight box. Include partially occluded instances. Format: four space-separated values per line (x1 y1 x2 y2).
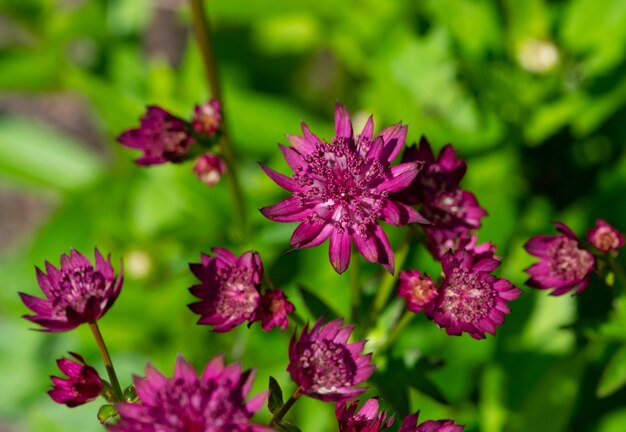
118 99 227 187
524 220 624 295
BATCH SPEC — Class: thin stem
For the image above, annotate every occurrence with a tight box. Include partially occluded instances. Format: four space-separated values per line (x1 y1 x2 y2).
89 322 123 402
270 388 301 427
350 248 360 324
189 0 247 238
369 231 412 324
375 310 414 356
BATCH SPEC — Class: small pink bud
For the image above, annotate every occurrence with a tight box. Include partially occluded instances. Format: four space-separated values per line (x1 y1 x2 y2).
193 154 227 187
192 99 222 137
587 219 624 254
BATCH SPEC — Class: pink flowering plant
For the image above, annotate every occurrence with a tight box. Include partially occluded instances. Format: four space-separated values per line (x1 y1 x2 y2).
5 1 626 432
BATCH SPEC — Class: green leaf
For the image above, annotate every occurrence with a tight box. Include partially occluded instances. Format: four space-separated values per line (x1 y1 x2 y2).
268 376 284 414
597 345 626 398
298 285 340 320
0 117 103 189
97 404 118 424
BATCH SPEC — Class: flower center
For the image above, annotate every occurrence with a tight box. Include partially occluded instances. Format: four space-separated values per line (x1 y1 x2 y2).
292 139 388 235
53 266 107 316
299 340 356 393
440 268 495 323
549 237 594 280
592 227 620 252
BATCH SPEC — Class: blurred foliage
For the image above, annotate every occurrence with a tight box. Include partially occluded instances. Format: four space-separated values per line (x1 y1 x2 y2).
1 0 625 431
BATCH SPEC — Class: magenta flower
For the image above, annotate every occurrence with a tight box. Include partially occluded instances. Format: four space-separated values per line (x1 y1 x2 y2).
19 249 123 332
336 398 394 432
250 289 294 331
48 352 103 407
118 106 195 166
260 103 428 274
288 317 375 401
108 355 270 432
587 219 624 254
192 98 223 137
188 248 263 332
398 270 438 313
399 412 464 432
194 153 227 187
524 222 596 295
424 248 521 339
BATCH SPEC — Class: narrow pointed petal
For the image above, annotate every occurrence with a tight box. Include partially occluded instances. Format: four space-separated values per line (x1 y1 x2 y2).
329 230 351 274
260 198 313 222
380 199 430 225
334 103 353 138
378 162 421 192
259 164 302 192
377 123 407 163
290 222 334 249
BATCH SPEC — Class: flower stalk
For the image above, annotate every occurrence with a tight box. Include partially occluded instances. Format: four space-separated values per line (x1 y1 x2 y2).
269 388 301 427
89 321 123 402
189 0 247 238
375 310 414 356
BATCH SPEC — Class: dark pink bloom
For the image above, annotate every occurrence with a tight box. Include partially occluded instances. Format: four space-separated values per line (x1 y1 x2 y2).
336 398 394 432
424 248 521 339
525 222 596 295
288 317 375 401
188 248 263 332
194 153 227 187
48 352 103 407
260 103 428 274
399 412 464 432
192 98 223 137
398 270 437 313
250 289 294 331
108 355 270 432
118 106 195 166
396 137 467 205
422 190 486 231
19 249 123 332
587 219 624 254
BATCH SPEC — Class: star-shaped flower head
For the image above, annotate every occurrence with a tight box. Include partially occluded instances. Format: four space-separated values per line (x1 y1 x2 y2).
424 246 521 339
118 106 195 166
108 355 270 432
19 249 123 332
260 103 428 274
524 222 596 295
336 398 395 432
188 248 263 332
288 317 375 401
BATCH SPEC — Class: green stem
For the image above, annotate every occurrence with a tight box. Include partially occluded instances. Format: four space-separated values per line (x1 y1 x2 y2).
89 322 123 402
270 388 301 427
350 248 360 324
369 231 412 324
189 0 247 238
375 311 414 356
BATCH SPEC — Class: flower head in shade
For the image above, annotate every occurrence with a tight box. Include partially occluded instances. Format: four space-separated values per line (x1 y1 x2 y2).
48 352 103 407
424 248 521 339
288 317 375 401
19 249 123 332
188 248 263 332
336 398 394 432
260 103 428 274
194 153 227 187
108 355 270 432
524 222 595 295
396 137 467 205
118 106 195 166
399 412 464 432
192 98 223 137
398 270 437 313
250 289 294 331
587 219 624 254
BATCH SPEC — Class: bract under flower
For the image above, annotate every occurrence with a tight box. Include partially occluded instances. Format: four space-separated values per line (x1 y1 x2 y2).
525 222 595 295
288 317 375 401
108 355 270 432
48 352 103 407
336 398 394 432
260 103 428 274
19 249 123 332
188 248 263 332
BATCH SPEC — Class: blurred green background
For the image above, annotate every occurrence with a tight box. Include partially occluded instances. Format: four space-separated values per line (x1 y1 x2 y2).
1 0 626 431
